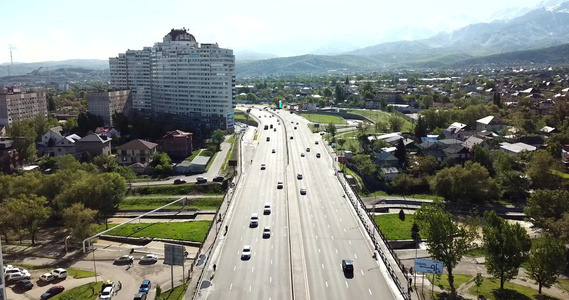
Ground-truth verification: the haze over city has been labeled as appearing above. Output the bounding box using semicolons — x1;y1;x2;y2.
0;0;554;63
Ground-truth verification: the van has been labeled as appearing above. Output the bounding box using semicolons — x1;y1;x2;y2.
250;213;259;227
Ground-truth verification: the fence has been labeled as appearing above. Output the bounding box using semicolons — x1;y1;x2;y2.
334;152;410;300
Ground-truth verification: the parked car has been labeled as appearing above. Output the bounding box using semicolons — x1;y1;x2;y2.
241;245;252;260
100;286;114;299
212;176;224;182
139;280;152;293
140;254;158;264
133;292;147;300
39;273;56;282
40;286;65;299
5;270;31;282
196;176;207;184
51;268;68;279
114;255;134;264
15;279;33;291
174;178;186;184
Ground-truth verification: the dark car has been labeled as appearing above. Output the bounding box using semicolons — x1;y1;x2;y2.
133;292;148;300
342;259;354;273
139;280;152;293
174;178;186;184
212;176;224;182
40;286;65;300
15;279;33;291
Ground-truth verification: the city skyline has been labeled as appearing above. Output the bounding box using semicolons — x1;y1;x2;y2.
0;0;551;64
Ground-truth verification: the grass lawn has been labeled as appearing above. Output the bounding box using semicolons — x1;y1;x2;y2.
552;170;569;179
51;282;103;300
374;214;416;240
433;274;473;291
101;221;211;242
467;277;559;300
346;109;413;131
205;152;217;172
254;134;258;140
464;246;486;258
67;269;97;279
118;197;223;211
557;278;569;294
186;150;201;161
157;283;189;300
300;113;347;124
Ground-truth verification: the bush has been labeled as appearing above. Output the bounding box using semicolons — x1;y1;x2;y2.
131;183;225;195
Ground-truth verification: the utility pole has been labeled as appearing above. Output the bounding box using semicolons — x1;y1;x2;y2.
0;238;6;300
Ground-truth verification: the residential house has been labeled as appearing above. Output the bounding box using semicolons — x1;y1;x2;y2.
540;126;557;135
380;167;400;182
519;136;545;149
162;130;193;159
75;132;112;157
53;134;81;156
38;126;65;156
476;116;507;133
462;136;487;151
499;142;537;154
535;99;554;115
376;151;399;167
443;122;475;141
95;127;121;139
417;142;447;162
117;139;158;165
443;144;471;163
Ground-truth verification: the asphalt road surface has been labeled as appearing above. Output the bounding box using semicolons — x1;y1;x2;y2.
205;107;399;300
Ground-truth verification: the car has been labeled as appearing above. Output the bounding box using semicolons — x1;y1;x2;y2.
300;153;305;157
51;268;68;279
277;181;284;189
291;121;294;124
272;149;276;153
266;137;270;142
39;273;56;282
263;226;271;238
196;176;207;183
133;292;148;300
15;279;33;291
260;163;266;170
250;213;259;227
40;286;65;299
320;132;325;136
101;280;115;292
173;178;186;184
300;188;307;195
241;245;252;260
306;147;310;152
100;286;114;299
273;128;276;132
294;127;297;130
316;153;321;158
263;203;271;215
140;254;158;263
139;280;152;293
290;136;294;140
212;176;224;182
297;173;303;180
342;259;354;273
5;270;31;282
114;255;134;264
296;122;299;125
315;141;319;144
4;266;24;277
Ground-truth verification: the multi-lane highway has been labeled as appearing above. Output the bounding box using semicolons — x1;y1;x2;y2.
205;107;399;300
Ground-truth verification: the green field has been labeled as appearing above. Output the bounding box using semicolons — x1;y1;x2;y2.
67;269;97;279
467;277;558;300
130;183;224;196
346;109;413;132
300;113;347;124
373;214;416;240
52;282;103;300
118;197;223;211
101;221;211;242
157;283;189;300
433;274;473;291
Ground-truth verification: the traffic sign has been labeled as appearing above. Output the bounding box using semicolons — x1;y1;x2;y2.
414;258;443;275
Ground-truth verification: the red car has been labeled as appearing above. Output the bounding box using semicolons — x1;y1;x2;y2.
41;286;65;299
174;178;187;184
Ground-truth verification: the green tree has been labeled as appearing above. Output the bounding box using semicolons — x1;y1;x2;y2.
7;119;37;164
394;138;407;167
335;83;345;102
326;123;337;142
527;150;560;190
0;202;13;242
93;154;118;172
414;116;427;140
415;202;477;297
419;95;433;109
380;98;388;110
6;195;51;245
431;162;500;204
323;87;332;98
525;189;569;237
211;129;226;150
471;145;494;175
350;154;377;176
85;173;127;229
526;236;567;294
375;121;389;133
63;203;99;241
493;92;502;108
483;211;531;290
337;138;346;150
497;170;530;203
388;115;404;132
77;112;104;136
474;273;483;293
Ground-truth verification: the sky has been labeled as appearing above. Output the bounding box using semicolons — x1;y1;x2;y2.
0;0;549;63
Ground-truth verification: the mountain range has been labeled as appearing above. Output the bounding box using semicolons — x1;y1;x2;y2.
3;1;569;78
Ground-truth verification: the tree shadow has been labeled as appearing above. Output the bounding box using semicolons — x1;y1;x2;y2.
492;288;532;300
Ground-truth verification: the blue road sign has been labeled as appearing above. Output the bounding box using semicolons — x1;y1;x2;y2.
414;258;443;275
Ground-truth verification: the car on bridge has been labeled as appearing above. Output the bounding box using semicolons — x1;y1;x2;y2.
316;153;321;158
250;213;259;227
297;173;303;180
300;188;307;195
263;203;271;214
263;227;271;238
342;259;354;274
241;245;252;260
277;181;284;189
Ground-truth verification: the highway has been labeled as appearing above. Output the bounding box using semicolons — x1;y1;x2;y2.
205;107;399;300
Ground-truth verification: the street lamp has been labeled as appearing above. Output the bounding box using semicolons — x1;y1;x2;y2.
92;247;98;283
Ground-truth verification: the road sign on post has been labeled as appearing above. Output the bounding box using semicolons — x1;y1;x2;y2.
164;244;186;290
414;258;443;275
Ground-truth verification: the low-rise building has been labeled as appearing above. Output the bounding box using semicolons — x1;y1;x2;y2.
117;139;158;165
75;132;112;157
499;142;537;154
162;130;193;159
476;116;507;133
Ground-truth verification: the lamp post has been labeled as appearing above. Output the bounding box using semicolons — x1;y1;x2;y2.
92;247;98;283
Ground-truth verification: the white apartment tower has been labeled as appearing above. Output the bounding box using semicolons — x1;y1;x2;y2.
109;28;235;132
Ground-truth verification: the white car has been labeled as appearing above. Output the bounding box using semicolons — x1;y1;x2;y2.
140;254;158;263
39;273;56;282
5;270;31;282
241;245;252;260
261;163;266;170
100;286;114;299
114;255;134;264
263;203;271;215
300;153;305;157
51;268;68;279
297;173;303;180
263;227;271;238
250;213;259;227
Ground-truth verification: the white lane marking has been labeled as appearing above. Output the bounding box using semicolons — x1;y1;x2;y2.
344;228;346;232
252;267;255;272
234;266;236;271
331;235;334;240
345;281;349;288
327;224;330;228
335;249;338;254
270;277;272;283
249;286;252;292
315;235;318;240
256;238;258;242
325;214;327;218
230;284;233;290
311;214;313;218
354;254;358;259
369;289;372;295
326;281;329;288
318;248;321;253
322;264;324;269
271;244;274;250
349;240;352;245
271;259;273;265
340;218;342;222
336;209;338;212
361;270;365;275
241;237;243;241
313;222;315;227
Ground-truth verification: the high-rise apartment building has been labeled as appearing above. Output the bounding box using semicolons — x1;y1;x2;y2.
0;88;47;126
109;28;236;132
87;89;132;125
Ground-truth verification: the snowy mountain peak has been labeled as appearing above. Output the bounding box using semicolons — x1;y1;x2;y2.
546;1;569;12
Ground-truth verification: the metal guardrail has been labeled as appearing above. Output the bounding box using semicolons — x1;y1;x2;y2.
335;167;410;300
